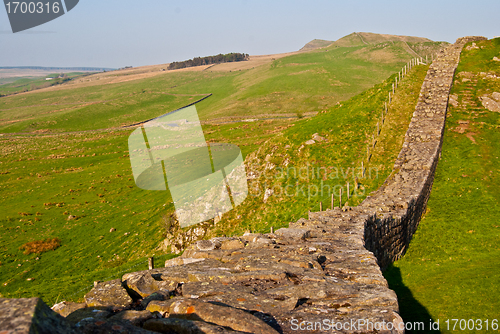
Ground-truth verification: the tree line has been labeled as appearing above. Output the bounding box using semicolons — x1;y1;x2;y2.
168;53;249;70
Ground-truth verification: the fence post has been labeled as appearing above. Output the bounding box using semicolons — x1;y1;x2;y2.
339;188;343;208
347;182;350;200
319;201;323;211
148;257;154;270
331;193;334;210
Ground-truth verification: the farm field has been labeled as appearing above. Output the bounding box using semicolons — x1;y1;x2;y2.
0;33;445;304
0;72;90;96
385;38;500;333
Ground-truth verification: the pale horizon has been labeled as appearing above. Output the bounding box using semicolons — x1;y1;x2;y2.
1;0;499;68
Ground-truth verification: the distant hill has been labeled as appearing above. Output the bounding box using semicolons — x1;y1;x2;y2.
300;33;446;61
0;66;115;72
331;32;432;47
300;39;333;51
0;66;115;80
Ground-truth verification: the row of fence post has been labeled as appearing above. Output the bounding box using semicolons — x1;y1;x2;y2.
315;53;436;212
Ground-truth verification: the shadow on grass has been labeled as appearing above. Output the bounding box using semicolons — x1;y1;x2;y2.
384;264;441;333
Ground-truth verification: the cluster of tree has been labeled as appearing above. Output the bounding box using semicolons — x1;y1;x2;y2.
168;53;249;70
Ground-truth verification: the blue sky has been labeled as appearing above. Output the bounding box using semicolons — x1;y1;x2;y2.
1;0;499;68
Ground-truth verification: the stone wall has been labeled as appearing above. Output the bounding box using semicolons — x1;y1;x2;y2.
0;37;487;334
347;36;486;269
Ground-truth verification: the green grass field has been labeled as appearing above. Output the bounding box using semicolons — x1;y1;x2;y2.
0;34;444;304
208;64;430;238
385;38;500;333
0;72;89;97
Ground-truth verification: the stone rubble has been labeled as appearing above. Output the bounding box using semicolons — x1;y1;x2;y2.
0;36;487;334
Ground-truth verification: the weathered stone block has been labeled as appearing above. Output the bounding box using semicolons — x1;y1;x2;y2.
51;301;86;317
108;310;158;327
0;298;76;333
144;317;249;334
169;299;280;334
84;279;132;309
65;306;112;325
123;272;176;298
275;227;311;240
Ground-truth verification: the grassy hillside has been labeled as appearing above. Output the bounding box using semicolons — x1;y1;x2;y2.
385;38;500;333
208;64;430;238
0;36;446;134
0;33;438;304
0;72;89;96
331;32;432;47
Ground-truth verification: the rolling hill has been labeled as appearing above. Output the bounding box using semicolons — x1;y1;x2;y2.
0;32;447;303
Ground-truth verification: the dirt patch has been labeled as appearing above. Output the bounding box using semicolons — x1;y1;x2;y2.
453;120;469;134
466;132;477;143
282;63;318;67
288;70;312;76
454;120;478;144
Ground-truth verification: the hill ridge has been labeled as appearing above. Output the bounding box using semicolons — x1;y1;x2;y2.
301;31;438;51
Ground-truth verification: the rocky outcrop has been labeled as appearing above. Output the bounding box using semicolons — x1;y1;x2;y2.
0;37;486;334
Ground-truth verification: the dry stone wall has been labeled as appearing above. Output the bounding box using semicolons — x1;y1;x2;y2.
0;37;487;334
352;36;485;269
